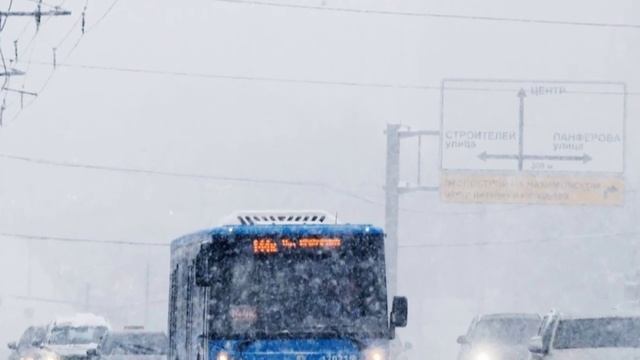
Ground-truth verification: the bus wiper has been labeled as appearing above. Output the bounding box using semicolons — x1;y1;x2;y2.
236;331;292;352
303;325;364;349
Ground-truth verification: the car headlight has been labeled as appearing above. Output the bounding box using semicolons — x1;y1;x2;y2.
21;357;34;360
216;351;230;360
43;354;58;360
474;352;491;360
364;347;386;360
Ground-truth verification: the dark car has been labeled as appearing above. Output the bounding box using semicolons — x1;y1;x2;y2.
7;326;47;360
91;331;168;360
457;313;542;360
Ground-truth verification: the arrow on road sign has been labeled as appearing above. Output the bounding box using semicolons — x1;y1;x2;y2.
477;87;593;169
517;88;526;170
478;151;592;164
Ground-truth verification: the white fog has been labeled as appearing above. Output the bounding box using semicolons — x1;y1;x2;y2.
0;1;638;360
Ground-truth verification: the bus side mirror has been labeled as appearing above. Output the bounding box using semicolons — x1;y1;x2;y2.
390;296;408;328
457;335;469;345
7;342;17;350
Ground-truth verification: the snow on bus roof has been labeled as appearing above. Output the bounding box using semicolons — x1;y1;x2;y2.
53;313;110;328
220;210;338;226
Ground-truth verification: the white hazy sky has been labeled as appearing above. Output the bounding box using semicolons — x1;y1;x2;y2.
0;0;638;358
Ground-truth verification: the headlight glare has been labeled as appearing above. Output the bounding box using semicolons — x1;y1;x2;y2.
365;347;385;360
217;351;230;360
474;351;491;360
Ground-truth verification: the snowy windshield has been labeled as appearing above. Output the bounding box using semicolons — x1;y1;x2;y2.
470;318;540;345
206;236;387;338
18;327;46;349
554;318;640;349
100;333;168;355
48;326;108;345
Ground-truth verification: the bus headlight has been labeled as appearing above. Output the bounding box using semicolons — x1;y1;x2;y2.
364;347;385;360
216;351;231;360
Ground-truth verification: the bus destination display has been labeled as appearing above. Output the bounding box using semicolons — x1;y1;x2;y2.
252;237;342;254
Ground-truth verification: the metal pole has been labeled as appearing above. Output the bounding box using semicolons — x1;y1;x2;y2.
417;136;422;185
144;262;150;327
84;283;91;311
27;240;32;296
385;124;401;298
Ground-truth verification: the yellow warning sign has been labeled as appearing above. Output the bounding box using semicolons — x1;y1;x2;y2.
441;173;624;206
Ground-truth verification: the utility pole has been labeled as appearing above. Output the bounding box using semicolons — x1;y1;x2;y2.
144;262;150;327
26;240;32;296
0;8;71;30
385;125;401;299
84;283;91;311
385;124;440;297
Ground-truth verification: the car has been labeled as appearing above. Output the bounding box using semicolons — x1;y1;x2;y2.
41;314;111;360
7;326;47;360
528;311;640;360
90;330;168;360
457;313;542;360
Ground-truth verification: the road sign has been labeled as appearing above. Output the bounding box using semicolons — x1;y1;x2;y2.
441;80;626;173
441;173;624;206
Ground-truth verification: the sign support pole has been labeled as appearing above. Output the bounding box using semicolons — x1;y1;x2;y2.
385;124;439;298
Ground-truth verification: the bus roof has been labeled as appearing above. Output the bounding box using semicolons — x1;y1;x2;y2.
171;224;384;251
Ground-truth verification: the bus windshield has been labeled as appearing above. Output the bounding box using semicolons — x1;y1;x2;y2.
206;236;387;339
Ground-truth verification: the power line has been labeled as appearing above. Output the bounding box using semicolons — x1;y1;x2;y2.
3;228;636;251
399;231;639;249
0;152;551;217
0;152;382;204
4;293;80;305
213;0;640;30
84;0;121;33
3;293;168;308
26;61;640;96
30;61;435;90
0;231;170;247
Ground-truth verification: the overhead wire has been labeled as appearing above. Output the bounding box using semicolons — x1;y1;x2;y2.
2;293;168;308
1;229;637;251
0;0;15;125
84;0;120;33
1;0;71;120
0;0;15;31
30;61;437;90
399;231;639;249
0;231;170;247
21;61;640;97
0;151;556;217
4;0;638;121
0;152;384;205
9;0;134;122
212;0;640;30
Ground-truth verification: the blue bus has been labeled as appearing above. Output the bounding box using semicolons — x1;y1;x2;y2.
168;211;408;360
